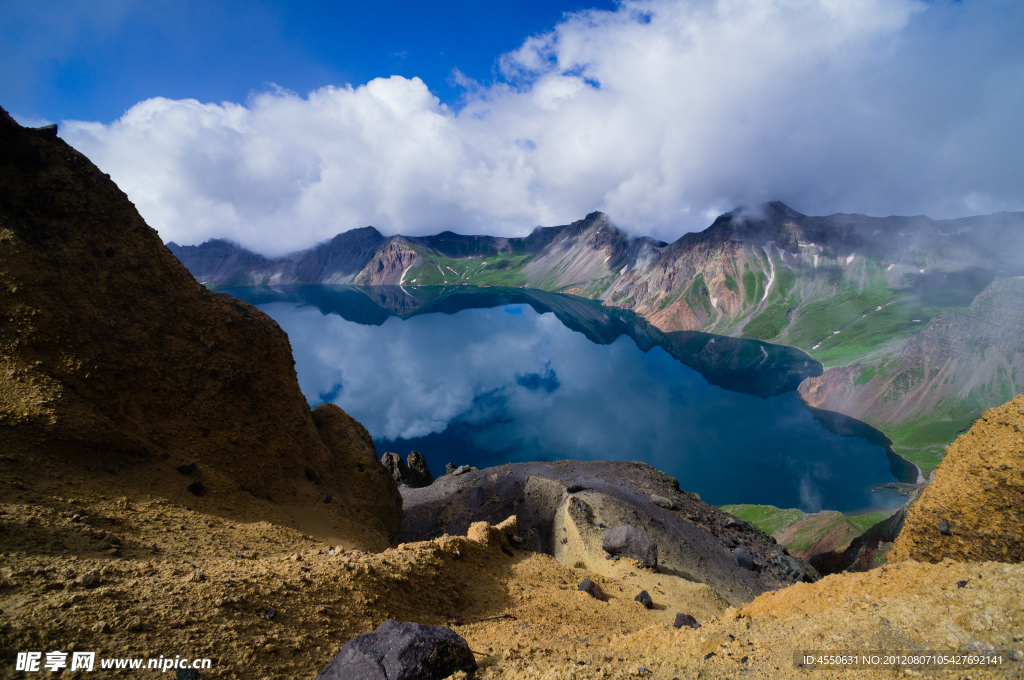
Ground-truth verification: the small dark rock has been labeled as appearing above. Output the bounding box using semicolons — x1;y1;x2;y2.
634;591;653;608
704;652;716;660
939;520;951;536
741;656;749;663
602;525;658;568
265;608;276;619
323;495;333;504
169;621;182;629
733;548;755;571
176;463;197;475
175;669;203;680
314;620;477;680
105;247;115;257
578;578;604;600
305;467;320;484
186;481;204;496
957;580;968;589
673;612;701;629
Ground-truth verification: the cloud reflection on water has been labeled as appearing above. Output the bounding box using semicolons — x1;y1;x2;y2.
263;300;903;513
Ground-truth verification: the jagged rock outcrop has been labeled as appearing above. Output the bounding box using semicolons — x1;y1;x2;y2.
0;108;401;549
406;451;434;487
380;451;434;488
890;393;1024;563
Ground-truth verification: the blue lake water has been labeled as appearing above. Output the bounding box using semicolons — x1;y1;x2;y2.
225;285;909;513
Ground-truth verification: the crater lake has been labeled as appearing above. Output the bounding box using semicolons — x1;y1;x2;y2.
224;285;914;513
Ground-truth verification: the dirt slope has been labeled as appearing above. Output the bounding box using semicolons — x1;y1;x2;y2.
891;392;1024;563
2;477;1021;680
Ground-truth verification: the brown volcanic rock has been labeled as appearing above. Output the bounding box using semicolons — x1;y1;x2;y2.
313;404;403;541
0;108;400;548
890;393;1024;563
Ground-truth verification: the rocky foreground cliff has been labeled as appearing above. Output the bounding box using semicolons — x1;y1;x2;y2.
0;106;401;550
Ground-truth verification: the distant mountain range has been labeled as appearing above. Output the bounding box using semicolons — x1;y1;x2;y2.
169;202;1024;475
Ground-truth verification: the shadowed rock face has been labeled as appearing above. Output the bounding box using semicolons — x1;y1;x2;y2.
0;108;400;548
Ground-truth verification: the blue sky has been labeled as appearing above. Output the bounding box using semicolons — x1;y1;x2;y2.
3;0;1023;254
4;0;615;124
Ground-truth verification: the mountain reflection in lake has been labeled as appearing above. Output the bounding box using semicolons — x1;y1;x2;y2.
225;285;908;513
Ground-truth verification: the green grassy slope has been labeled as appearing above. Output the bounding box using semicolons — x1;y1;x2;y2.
722;504;893;557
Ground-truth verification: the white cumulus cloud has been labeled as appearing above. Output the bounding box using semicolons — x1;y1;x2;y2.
62;0;1024;255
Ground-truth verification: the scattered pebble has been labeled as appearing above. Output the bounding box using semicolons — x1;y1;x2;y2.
577;578;604;600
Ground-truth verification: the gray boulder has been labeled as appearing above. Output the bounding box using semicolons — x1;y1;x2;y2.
315;620;477;680
602;524;658;568
733;548;755;571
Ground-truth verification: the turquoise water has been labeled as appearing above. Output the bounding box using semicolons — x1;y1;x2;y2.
226;285;908;513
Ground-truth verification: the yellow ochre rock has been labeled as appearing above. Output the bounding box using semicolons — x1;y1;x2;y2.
891;392;1024;563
